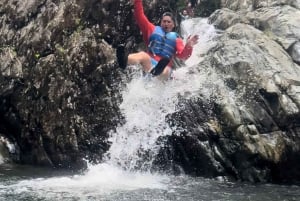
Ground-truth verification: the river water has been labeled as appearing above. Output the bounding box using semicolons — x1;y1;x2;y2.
1;18;299;201
0;163;299;201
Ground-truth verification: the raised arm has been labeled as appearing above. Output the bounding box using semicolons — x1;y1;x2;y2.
176;35;199;60
133;0;155;45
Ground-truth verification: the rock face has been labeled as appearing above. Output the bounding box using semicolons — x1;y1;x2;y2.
155;1;300;183
0;0;299;184
0;0;175;169
0;0;135;169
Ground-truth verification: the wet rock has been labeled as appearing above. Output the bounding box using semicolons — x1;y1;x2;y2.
289;41;300;64
159;11;300;183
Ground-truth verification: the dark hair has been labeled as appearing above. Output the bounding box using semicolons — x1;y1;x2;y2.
162;12;175;23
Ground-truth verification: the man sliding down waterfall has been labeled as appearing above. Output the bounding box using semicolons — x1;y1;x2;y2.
116;0;199;80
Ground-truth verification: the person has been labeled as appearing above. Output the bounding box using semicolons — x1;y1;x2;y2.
186;2;194;17
116;0;199;80
180;9;190;21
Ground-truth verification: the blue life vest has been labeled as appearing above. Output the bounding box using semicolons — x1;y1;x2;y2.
148;26;177;59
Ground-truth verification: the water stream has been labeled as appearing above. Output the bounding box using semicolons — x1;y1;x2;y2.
0;18;299;201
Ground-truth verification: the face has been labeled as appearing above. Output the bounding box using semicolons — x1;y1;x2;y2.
160;16;175;33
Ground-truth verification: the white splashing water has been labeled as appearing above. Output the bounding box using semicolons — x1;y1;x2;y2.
0;163;168;199
105;18;221;171
0;136;17;164
0;18;222;198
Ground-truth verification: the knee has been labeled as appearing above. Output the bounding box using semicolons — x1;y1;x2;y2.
128;51;149;61
139;51;151;60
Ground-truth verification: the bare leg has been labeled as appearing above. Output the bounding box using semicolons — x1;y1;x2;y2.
128;52;152;72
159;66;172;80
127;51;172;80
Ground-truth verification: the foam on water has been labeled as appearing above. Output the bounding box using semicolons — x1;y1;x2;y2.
0;163;168;199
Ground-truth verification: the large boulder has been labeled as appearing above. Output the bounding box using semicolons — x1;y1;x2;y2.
155;2;300;183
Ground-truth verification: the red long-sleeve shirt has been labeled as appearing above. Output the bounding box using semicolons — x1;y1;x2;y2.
134;0;193;64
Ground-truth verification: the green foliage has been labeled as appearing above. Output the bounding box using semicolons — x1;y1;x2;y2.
34;53;40;59
195;0;221;17
176;0;187;11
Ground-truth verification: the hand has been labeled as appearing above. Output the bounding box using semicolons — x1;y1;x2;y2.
186;35;199;47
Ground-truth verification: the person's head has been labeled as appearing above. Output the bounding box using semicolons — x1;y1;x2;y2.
182;9;188;16
160;12;175;33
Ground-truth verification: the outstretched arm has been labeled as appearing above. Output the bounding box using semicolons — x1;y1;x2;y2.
133;0;155;45
176;35;199;60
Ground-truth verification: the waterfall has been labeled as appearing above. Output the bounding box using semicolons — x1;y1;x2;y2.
104;18;219;171
0;136;18;164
